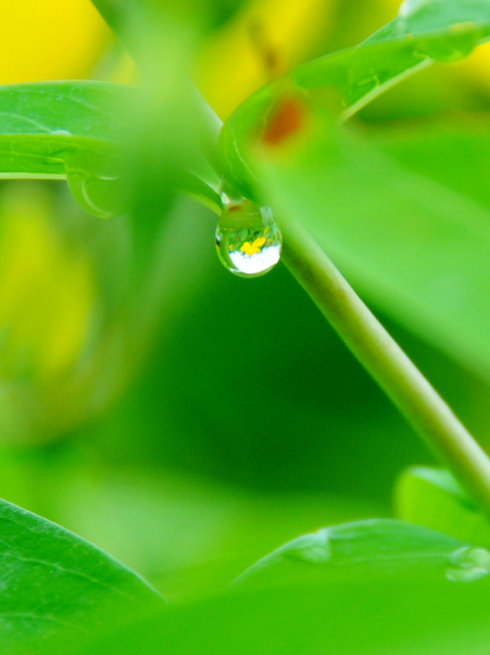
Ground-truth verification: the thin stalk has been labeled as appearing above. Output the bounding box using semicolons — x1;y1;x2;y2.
281;219;490;517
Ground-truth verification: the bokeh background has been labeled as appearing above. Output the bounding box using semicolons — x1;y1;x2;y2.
0;0;488;600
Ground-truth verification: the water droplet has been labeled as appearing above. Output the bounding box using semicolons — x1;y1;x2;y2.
216;197;282;278
446;546;490;583
66;169;127;219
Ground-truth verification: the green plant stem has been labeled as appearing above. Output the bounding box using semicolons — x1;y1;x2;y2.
281;219;490;517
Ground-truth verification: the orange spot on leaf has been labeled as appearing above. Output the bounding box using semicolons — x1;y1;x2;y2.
261;96;305;147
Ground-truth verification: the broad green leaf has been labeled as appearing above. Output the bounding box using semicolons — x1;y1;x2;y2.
0;81;221;215
0;81;132;179
395;466;490;548
0;81;140;218
255;124;490;379
234;518;476;588
220;0;490;195
47;520;490;655
0;497;161;653
371;123;490;212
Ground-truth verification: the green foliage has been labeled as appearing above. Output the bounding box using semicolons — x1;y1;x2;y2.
62;579;490;655
0;82;131;176
256;124;490;378
44;521;490;655
0;0;488;652
235;518;467;587
220;0;490;195
0;498;161;653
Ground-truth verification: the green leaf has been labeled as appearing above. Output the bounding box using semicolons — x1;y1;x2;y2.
0;81;132;179
234;518;472;588
395;466;490;548
58;583;490;654
46;520;490;655
371;123;490;212
0;81;221;215
0;497;161;652
220;0;490;195
255;124;490;379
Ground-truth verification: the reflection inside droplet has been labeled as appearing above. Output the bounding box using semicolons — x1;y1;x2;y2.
216;197;282;278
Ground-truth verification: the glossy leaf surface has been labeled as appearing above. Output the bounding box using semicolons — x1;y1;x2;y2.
0;498;161;652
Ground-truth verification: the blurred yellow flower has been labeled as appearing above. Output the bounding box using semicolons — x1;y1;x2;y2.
198;0;334;119
0;185;95;385
0;0;110;83
455;42;490;92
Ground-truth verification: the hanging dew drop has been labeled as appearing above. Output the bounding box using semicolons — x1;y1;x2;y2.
216;197;282;278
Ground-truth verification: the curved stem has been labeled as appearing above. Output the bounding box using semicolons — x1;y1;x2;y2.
281;219;490;517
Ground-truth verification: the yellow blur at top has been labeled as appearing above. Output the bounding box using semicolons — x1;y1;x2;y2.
198;0;334;120
199;0;489;120
0;0;110;83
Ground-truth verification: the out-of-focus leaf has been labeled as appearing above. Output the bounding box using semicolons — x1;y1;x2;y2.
370;123;490;210
28;460;380;600
0;81;221;215
89;0;209;66
235;518;471;587
220;0;490;195
255;124;490;379
395;466;490;548
46;520;490;655
0;497;161;653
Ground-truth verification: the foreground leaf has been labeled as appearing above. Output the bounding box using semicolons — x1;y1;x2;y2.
0;498;161;653
0;81;221;215
47;520;490;655
256;124;490;379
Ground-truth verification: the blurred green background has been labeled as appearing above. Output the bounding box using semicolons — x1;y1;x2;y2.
0;0;488;601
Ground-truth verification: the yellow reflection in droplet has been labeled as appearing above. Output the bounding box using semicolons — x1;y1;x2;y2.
240;236;266;256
